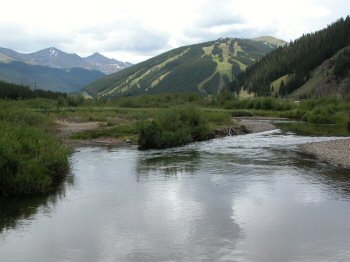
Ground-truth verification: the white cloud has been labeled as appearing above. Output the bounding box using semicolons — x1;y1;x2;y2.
0;0;349;63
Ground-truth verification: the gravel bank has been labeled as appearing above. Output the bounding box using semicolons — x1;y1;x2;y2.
299;139;350;169
234;117;278;133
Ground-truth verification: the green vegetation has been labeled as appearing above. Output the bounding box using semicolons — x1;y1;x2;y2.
276;122;350;137
221;96;294;111
108;93;207;108
85;38;277;98
70;124;137;140
1;87;349;195
0;81;67;100
0;104;70;196
296;97;350;126
137;105;213;149
239;16;350;96
334;48;350;78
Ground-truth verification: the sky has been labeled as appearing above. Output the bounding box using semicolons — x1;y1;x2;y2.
0;0;349;63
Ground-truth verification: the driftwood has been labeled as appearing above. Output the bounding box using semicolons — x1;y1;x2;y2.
214;126;249;138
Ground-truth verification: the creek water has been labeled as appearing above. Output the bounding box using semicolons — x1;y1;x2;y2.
1;130;350;261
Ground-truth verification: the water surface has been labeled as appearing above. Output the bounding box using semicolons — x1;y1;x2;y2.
1;130;350;261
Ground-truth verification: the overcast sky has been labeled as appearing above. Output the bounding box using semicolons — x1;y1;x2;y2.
0;0;349;63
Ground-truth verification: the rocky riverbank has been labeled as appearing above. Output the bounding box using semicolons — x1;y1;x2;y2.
299;139;350;169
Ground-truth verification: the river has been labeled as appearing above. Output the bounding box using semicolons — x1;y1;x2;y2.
1;130;350;261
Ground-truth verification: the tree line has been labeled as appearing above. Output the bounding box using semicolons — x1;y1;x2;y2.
237;16;350;96
0;81;67;100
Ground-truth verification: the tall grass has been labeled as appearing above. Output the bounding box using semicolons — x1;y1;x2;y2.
0;121;70;196
222;97;294;111
70;124;137;140
0;102;71;196
284;97;350;126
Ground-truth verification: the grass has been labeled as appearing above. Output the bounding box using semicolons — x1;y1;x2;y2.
282;97;350;126
271;74;289;93
70;124;137;140
276;121;350;137
0;99;72;196
291;73;322;98
0;117;70;196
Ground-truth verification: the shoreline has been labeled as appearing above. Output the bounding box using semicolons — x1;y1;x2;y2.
298;139;350;169
56;117;279;148
56;118;350;170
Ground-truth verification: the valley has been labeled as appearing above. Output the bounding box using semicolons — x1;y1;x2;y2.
0;9;350;261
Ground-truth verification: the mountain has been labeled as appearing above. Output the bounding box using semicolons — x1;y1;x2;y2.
0;61;104;93
252;36;287;47
238;17;350;97
85;37;282;98
0;47;131;74
290;45;350;98
84;53;133;74
0;47;132;92
26;47;90;69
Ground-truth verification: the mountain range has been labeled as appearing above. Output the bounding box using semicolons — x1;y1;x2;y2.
0;47;132;93
4;16;348;99
85;36;286;98
0;47;132;74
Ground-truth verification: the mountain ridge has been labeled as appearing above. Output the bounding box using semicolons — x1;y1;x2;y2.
0;47;132;74
0;61;105;93
85;36;283;98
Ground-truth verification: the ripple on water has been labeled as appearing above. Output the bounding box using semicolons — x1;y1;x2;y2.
1;131;350;262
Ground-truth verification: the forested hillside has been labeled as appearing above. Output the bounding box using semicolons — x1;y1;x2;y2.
85;37;282;98
0;81;66;99
238;17;350;97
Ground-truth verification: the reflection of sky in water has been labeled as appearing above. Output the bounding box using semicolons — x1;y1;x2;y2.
1;131;350;262
231;168;350;262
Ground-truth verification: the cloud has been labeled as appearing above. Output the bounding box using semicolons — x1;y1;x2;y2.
0;0;348;62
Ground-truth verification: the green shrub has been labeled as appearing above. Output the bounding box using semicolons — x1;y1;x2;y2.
138;121;165;149
137;105;212;149
0;122;70;196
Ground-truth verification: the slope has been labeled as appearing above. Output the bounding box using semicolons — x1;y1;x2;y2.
238;16;350;97
0;61;105;93
291;45;350;98
85;37;279;98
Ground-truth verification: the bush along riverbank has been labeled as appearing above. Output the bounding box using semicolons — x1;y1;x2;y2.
0;107;71;196
137;105;213;149
137;105;246;149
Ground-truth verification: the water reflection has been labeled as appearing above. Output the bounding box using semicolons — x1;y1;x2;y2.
231;166;350;261
0;174;74;234
136;150;200;179
1;132;350;261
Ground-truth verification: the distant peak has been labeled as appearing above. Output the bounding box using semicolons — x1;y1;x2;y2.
47;47;60;56
251;36;287;46
92;52;105;57
46;47;60;52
